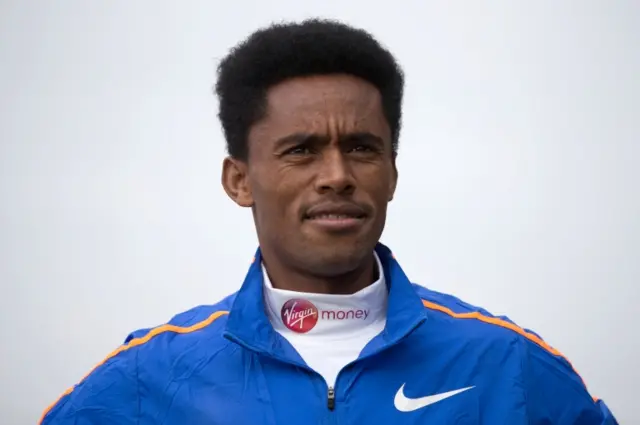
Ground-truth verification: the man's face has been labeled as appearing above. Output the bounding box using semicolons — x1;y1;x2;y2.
222;74;397;277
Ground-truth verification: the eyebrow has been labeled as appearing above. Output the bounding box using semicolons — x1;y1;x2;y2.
273;133;330;150
273;132;385;150
339;132;385;146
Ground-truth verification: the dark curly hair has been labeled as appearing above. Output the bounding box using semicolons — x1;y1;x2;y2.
214;19;405;160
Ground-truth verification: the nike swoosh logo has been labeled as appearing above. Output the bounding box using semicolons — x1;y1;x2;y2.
394;384;475;412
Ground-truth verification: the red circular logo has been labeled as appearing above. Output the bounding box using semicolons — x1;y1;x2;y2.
281;299;319;333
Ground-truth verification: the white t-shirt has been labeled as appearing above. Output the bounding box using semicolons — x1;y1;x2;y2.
262;253;388;387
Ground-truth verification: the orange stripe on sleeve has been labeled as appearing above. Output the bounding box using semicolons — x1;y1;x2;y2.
39;310;229;424
420;299;598;402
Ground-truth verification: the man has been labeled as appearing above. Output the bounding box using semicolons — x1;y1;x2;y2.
40;19;618;424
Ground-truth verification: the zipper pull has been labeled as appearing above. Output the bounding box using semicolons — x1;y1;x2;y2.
327;386;335;411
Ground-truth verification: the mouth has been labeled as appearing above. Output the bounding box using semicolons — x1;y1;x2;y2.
305;212;367;220
304;204;367;220
303;204;368;232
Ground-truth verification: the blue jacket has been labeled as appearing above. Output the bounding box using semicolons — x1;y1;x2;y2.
41;243;618;424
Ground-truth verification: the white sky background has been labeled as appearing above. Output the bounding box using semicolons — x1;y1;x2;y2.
0;1;638;423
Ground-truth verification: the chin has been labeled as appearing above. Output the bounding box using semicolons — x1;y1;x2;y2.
301;243;371;277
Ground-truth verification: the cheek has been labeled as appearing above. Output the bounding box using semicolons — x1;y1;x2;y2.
251;174;302;217
359;167;394;199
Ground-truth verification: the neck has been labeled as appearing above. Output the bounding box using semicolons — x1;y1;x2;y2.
261;252;377;295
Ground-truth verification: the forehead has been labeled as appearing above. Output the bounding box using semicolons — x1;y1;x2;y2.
248;74;391;149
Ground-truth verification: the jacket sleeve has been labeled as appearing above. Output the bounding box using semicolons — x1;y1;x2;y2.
39;339;140;425
521;336;618;424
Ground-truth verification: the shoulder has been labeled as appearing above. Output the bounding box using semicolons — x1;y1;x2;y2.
78;293;238;376
39;294;239;423
124;292;237;355
74;292;239;380
410;283;595;396
412;282;545;340
413;283;515;324
407;284;611;420
411;283;564;364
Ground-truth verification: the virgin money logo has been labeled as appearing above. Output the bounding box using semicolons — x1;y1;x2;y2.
281;299;319;333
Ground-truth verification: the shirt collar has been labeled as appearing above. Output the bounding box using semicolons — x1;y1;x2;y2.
223;243;428;362
262;251;388;337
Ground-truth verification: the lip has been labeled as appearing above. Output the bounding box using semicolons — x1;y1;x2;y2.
303;203;368;232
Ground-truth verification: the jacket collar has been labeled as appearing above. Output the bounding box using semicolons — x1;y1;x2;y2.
223;242;428;363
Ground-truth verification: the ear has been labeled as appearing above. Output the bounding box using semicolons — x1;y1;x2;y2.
388;156;398;202
221;157;254;208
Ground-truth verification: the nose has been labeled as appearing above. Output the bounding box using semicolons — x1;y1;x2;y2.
314;148;355;195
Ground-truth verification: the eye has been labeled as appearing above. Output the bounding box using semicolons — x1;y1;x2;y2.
283;145;313;156
349;144;376;153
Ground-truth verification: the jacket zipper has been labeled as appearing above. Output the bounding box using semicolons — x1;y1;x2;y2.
228;317;427;415
327;386;335;411
323;317;427;412
226;333;338;412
